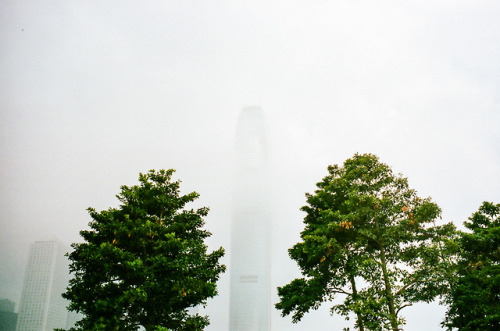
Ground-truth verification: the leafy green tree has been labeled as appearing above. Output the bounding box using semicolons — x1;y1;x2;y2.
443;201;500;330
276;153;456;331
63;170;226;331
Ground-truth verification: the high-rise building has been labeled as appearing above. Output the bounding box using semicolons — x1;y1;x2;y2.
16;241;69;331
229;106;271;330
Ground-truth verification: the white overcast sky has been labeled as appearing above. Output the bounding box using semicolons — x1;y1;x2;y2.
1;1;499;330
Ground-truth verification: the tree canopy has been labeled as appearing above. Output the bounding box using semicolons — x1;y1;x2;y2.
276;153;456;331
443;201;500;330
63;169;226;331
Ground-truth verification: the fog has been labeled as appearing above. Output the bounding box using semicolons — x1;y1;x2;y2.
1;1;499;330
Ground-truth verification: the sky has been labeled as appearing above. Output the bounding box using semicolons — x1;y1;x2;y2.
1;0;499;330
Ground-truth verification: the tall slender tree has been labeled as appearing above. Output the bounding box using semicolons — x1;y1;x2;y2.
276;153;456;330
63;169;226;331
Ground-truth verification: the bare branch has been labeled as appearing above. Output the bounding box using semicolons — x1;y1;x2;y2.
396;303;412;316
328;286;352;296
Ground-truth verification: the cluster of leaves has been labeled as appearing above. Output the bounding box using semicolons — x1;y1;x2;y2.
63;170;225;331
276;153;456;331
443;201;500;330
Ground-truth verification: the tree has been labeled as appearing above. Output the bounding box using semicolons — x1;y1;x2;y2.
276;153;456;331
443;201;500;330
63;169;226;331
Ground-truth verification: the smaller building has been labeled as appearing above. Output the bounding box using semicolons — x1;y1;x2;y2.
0;298;18;331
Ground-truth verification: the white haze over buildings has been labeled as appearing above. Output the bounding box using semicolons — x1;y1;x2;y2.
1;1;499;330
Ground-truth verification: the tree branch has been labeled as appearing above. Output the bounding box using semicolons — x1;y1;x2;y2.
396;303;412;316
328;286;352;296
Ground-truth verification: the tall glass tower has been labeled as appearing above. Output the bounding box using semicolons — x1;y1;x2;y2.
16;241;69;331
229;106;271;330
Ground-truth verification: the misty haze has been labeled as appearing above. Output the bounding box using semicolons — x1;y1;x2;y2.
1;1;499;330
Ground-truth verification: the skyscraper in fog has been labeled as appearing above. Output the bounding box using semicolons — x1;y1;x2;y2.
229;106;271;330
16;241;69;331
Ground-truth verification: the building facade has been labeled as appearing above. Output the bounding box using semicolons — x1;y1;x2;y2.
16;241;69;331
229;106;271;330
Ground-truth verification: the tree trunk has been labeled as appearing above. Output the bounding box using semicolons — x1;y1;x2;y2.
379;247;399;331
350;275;365;331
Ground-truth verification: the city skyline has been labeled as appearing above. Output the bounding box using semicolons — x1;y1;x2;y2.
2;1;499;330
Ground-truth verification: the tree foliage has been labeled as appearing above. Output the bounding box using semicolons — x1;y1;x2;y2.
63;169;226;331
443;201;500;330
276;153;456;331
